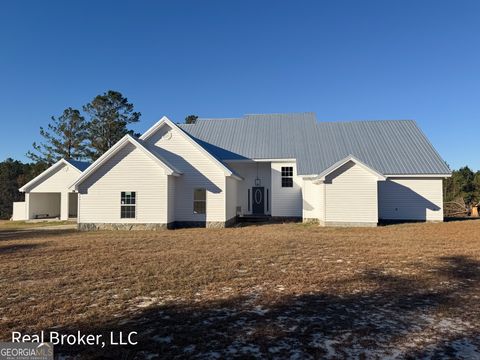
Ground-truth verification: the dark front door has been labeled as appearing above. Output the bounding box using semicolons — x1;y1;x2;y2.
252;187;265;214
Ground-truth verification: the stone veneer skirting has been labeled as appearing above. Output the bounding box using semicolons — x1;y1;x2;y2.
78;216;238;231
78;223;173;231
302;218;320;225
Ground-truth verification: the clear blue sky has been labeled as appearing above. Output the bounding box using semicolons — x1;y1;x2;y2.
1;0;479;170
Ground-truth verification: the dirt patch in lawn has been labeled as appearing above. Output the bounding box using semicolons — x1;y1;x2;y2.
1;221;480;358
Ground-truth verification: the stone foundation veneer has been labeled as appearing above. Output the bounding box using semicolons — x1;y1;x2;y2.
302;218;320;225
78;217;238;231
78;223;172;231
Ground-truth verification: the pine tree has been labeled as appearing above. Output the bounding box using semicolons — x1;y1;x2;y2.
27;108;88;163
83;90;141;160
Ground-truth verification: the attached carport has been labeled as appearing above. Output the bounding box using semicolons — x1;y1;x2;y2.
13;159;89;221
27;192;61;219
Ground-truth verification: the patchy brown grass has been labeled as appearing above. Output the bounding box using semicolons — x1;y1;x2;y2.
1;221;480;358
0;220;74;231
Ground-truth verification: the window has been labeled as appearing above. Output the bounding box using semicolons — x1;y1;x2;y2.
193;188;206;214
121;192;136;218
281;166;293;187
247;189;251;211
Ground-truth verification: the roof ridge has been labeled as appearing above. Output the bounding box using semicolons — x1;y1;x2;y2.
244;112;316;116
317;119;415;124
196;117;242;121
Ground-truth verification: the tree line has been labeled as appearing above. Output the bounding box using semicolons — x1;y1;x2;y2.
443;166;480;212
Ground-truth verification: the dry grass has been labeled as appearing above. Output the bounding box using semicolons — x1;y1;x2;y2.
0;220;73;231
1;221;480;358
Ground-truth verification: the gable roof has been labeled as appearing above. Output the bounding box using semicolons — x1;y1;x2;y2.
19;158;86;192
177;113;451;176
315;155;386;181
141;116;242;180
70;134;181;190
65;159;91;171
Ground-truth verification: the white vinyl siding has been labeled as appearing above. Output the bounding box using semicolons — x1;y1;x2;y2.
12;201;27;221
28;163;80;193
378;178;444;221
324;161;378;225
146;124;227;223
227;162;271;216
271;162;302;217
225;176;238;220
302;179;321;220
78;143;169;224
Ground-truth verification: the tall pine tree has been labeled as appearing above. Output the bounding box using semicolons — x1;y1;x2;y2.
83;90;141;160
27;107;88;164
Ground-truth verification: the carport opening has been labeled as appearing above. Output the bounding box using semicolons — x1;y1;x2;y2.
69;192;78;218
29;193;61;219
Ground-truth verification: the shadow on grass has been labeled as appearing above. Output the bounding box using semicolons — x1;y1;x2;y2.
0;243;45;254
49;256;480;359
444;217;480;223
0;229;77;241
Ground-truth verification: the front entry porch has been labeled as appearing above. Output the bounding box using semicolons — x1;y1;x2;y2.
227;161;272;217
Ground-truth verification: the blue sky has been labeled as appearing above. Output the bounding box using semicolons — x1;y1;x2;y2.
0;0;479;170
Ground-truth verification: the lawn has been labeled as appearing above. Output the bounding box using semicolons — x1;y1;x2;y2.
0;220;74;231
0;221;480;359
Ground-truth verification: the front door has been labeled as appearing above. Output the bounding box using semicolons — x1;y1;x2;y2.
252;187;265;214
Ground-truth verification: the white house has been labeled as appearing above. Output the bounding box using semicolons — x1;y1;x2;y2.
14;113;451;229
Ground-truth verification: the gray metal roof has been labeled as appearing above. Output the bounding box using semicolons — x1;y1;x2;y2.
178;113;450;176
66;159;91;171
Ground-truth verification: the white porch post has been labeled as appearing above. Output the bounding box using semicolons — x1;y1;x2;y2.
25;193;31;220
60;191;69;220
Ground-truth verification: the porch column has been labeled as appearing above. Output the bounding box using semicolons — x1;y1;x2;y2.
60;191;69;220
25;193;31;220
